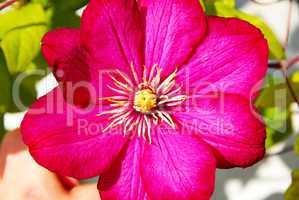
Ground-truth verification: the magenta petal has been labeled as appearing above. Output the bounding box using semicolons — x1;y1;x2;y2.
81;0;144;79
141;127;216;200
177;16;268;99
42;28;93;107
139;0;206;77
42;28;90;83
42;28;131;104
175;93;266;168
21;87;127;179
98;139;150;200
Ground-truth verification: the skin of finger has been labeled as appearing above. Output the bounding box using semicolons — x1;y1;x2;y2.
0;130;69;200
0;130;100;200
70;184;100;200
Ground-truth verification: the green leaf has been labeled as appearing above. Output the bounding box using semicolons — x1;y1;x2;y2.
0;3;47;74
47;0;88;29
204;1;286;60
8;71;40;113
295;136;299;156
0;3;47;39
285;169;299;200
51;0;89;11
50;9;81;28
261;107;291;149
199;0;206;10
0;49;11;114
255;73;299;109
1;25;46;74
221;0;235;8
31;0;49;7
202;0;235;9
255;72;298;148
292;71;299;83
33;51;49;71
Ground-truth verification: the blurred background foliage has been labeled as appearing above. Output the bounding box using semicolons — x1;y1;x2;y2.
0;0;298;198
0;0;89;139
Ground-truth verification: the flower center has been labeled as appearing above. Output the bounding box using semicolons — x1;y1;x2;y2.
134;89;157;113
97;63;187;143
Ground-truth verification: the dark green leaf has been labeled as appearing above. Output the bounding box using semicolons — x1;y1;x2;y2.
285;169;299;200
51;0;88;11
31;0;49;7
0;49;11;114
0;113;5;141
8;68;43;113
50;8;81;28
47;0;88;29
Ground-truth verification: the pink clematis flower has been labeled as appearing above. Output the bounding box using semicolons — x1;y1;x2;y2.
21;0;268;199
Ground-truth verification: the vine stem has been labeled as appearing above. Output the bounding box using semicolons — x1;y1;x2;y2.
281;61;299;106
0;0;17;11
266;0;298;106
279;0;299;107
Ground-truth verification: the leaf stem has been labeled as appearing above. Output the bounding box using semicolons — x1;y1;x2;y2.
0;0;17;11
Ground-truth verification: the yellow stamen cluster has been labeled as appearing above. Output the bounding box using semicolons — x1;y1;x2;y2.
134;89;157;113
97;63;186;143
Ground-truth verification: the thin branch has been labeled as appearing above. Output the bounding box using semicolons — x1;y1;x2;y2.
279;0;299;107
281;61;299;106
284;0;293;49
288;56;299;68
266;145;294;157
251;0;284;5
268;62;281;69
0;0;17;11
268;60;299;106
266;0;299;106
269;55;299;69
